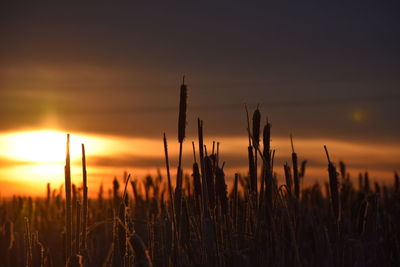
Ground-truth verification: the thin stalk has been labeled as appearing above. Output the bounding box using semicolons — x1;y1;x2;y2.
163;134;179;252
81;144;88;252
198;119;209;218
65;134;72;259
291;135;300;200
75;201;81;254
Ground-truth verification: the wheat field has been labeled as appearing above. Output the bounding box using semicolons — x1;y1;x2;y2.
1;80;399;267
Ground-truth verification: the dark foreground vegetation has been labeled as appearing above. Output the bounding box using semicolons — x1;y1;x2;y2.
1;80;399;266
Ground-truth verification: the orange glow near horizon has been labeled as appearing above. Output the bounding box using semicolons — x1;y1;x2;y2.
0;129;169;197
0;129;399;197
1;130;83;163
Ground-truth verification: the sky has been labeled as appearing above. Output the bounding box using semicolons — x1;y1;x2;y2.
0;2;399;196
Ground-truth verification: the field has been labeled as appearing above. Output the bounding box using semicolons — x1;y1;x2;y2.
1;81;399;267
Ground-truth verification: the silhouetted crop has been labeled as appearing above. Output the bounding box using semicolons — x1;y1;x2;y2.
0;79;399;267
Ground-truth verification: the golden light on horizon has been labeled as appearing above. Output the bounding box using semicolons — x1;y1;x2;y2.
0;129;166;196
1;130;68;163
0;130;113;195
0;129;398;197
0;129;109;164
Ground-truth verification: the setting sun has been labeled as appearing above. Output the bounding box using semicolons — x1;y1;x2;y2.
0;130;68;163
0;130;117;194
0;129;111;164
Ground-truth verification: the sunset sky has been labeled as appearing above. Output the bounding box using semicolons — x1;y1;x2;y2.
1;2;399;196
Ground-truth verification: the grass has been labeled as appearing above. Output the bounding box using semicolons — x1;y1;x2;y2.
0;79;400;266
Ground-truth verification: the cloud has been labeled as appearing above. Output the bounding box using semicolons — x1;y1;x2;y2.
0;157;35;167
88;154;164;169
0;2;399;142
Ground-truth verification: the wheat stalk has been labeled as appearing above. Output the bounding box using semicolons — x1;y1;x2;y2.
65;134;72;259
80;144;88;253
